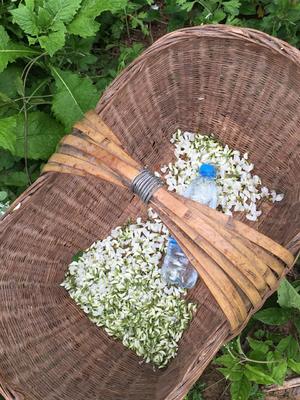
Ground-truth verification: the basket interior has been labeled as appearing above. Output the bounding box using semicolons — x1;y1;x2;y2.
0;29;300;400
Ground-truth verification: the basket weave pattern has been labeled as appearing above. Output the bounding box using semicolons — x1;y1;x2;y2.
0;25;299;400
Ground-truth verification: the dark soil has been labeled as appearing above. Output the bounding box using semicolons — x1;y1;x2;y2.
200;364;230;400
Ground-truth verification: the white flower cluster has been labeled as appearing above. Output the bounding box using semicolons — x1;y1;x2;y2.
0;201;9;216
62;208;197;368
161;130;284;221
0;191;9;216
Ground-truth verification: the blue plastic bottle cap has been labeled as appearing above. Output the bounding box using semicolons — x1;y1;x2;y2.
169;236;178;245
199;163;216;178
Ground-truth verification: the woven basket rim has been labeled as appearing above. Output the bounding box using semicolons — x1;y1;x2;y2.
97;24;300;115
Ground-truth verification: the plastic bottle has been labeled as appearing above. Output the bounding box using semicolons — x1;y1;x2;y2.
161;163;218;289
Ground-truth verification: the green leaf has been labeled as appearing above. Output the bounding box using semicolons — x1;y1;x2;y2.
0;115;17;153
117;43;144;72
253;329;265;340
0;171;28;187
276;336;300;359
278;279;300;310
247;350;268;362
254;307;292;325
179;1;195;12
249;384;265;400
244;365;276;385
288;359;300;374
51;67;98;130
0;150;16;171
67;0;127;38
0;191;8;201
230;375;251;400
186;380;205;400
276;336;291;354
264;332;285;346
62;35;97;70
287;339;299;360
10;0;39;36
0;66;23;99
36;7;53;30
294;317;300;335
14;111;65;160
247;338;269;354
11;0;82;56
211;9;226;23
271;360;287;385
1;111;64;160
292;281;300;292
11;0;81;32
38;26;66;56
44;0;83;24
266;350;283;366
214;354;237;368
223;0;241;16
0;26;39;73
239;1;256;15
218;363;244;381
0;92;12;104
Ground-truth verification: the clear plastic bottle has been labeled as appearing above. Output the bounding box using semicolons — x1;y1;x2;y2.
161;163;218;289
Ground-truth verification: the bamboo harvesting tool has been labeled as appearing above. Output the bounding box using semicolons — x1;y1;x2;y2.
43;110;294;333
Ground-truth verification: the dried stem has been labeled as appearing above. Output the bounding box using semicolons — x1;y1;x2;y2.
264;377;300;393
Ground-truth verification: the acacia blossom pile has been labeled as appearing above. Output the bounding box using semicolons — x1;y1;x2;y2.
63;209;196;368
161;130;283;221
63;130;284;368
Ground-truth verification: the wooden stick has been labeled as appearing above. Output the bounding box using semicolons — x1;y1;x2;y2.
185;199;279;287
46;154;125;188
58;136;140;185
156;205;263;307
264;377;300;393
183;193;286;276
247;241;286;276
153;188;272;292
157;208;247;330
61;134;140;170
75;110;122;146
181;195;294;266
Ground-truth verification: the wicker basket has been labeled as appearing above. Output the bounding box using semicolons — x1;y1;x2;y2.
0;25;299;400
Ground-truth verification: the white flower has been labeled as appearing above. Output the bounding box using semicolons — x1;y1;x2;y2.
261;186;269;196
234;202;245;212
0;201;9;216
270;190;277;202
275;193;284;202
246;213;257;221
151;4;159;10
111;229;120;238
